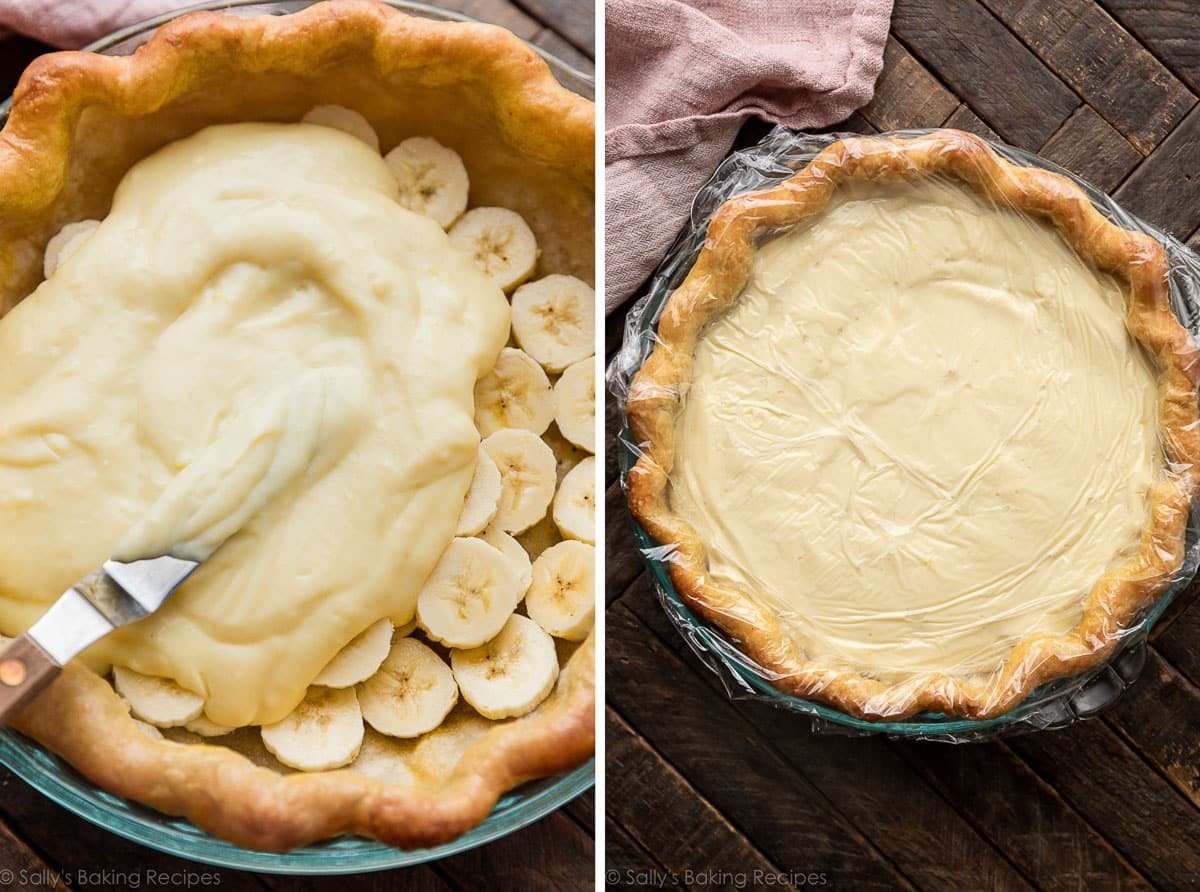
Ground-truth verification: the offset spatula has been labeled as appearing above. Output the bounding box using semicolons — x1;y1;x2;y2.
0;555;201;726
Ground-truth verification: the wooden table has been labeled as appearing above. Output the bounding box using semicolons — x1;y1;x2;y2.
0;1;593;889
605;2;1200;889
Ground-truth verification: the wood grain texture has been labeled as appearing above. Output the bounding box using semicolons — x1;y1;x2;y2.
1100;0;1200;94
982;0;1194;152
890;0;1077;148
606;709;789;885
861;38;959;132
1115;103;1200;236
1039;105;1142;191
0;816;71;892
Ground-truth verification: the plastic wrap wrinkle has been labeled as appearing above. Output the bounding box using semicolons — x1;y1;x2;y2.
610;127;1200;739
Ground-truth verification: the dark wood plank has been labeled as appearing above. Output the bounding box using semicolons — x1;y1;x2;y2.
263;866;452;892
1008;720;1200;889
436;810;592;890
894;741;1152;891
1038;104;1142;190
943;104;1002;141
0;815;69;892
606;709;791;886
1154;592;1200;688
513;0;594;56
1114;103;1200;236
620;574;1037;892
606;817;684;890
605;486;644;605
608;603;917;890
982;0;1194;153
565;789;594;834
0;769;269;892
890;0;1078;148
1105;649;1200;808
604;393;625;485
1100;0;1200;95
861;37;960;132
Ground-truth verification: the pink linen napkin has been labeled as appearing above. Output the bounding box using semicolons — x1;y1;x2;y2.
0;0;184;49
606;0;893;312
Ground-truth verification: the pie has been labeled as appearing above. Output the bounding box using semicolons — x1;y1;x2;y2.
626;130;1200;721
0;0;594;851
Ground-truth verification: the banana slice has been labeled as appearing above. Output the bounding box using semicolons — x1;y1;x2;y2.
553;359;595;453
385;136;469;229
300;104;380;152
44;219;100;278
455;445;502;536
133;720;165;740
526;540;595;641
313;617;394;688
553;456;596;544
448;207;538;292
260;686;364;772
510;275;595;373
480;525;533;595
351;729;418;786
451;615;559;720
358;638;459;738
417;537;522;648
394;618;418;639
474;348;555;437
481;429;557;534
185;714;235;737
112;666;204;727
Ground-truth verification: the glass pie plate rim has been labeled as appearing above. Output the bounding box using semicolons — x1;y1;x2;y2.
614;129;1200;739
0;0;594;874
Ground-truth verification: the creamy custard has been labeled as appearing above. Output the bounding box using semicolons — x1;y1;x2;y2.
670;178;1160;680
0;123;509;726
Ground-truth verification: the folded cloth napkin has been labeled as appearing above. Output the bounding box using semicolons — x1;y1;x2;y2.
605;0;892;312
0;0;182;49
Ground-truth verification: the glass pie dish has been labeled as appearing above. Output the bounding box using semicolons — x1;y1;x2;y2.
0;0;594;873
610;126;1200;742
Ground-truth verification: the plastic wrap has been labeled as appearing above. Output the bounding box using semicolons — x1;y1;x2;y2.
608;126;1200;740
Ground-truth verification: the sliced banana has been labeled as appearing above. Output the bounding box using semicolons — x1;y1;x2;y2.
260;686;364;772
112;666;204;727
44;219;100;278
358;638;459;738
474;348;555;437
313;617;394;688
185;714;235;737
510;275;595;373
300;104;380;152
385;136;469;229
526;540;595;641
351;729;418;786
133;720;165;741
393;618;418;639
480;525;533;595
553;456;596;544
455;446;503;536
553;359;596;453
448;207;538;292
451;615;559;720
481;429;557;534
417;537;522;648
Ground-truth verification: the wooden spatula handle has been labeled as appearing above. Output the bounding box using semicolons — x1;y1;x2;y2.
0;633;61;727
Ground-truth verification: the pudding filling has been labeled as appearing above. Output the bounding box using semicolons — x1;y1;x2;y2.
670;178;1160;682
0;123;509;726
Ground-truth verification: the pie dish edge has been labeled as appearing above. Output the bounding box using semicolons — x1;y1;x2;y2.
625;129;1200;721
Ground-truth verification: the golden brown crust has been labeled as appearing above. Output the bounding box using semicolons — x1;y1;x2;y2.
0;0;593;851
626;129;1200;721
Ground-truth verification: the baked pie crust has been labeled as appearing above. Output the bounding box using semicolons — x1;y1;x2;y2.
0;0;593;851
626;129;1200;721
